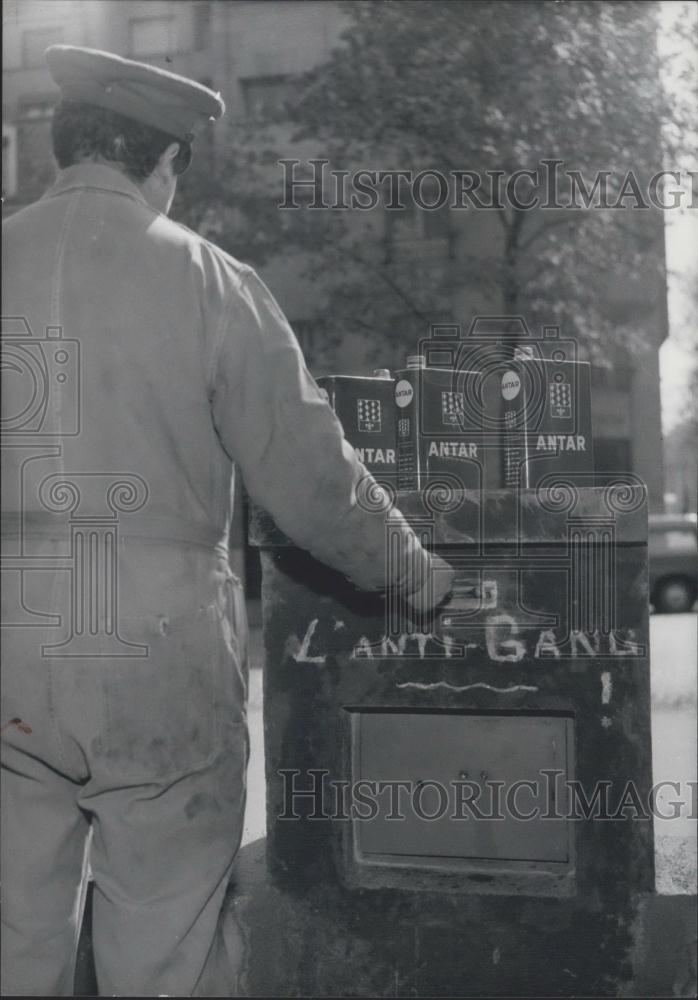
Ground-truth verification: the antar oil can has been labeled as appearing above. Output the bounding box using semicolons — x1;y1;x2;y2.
496;354;594;488
316;373;397;481
394;357;485;491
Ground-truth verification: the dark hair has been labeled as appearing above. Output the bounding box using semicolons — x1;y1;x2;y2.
51;100;192;180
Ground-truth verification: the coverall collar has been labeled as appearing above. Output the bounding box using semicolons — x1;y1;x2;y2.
43;162;148;205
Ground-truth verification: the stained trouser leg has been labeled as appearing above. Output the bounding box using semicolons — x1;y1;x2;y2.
83;728;247;997
1;743;90;997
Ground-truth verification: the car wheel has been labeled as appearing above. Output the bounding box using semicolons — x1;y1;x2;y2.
653;577;697;614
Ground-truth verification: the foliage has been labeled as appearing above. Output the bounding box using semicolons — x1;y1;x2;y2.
175;0;697;365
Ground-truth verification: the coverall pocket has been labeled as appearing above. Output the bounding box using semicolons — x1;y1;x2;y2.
97;604;223;782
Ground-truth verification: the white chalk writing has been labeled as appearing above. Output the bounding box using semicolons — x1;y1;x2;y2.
293;618;326;664
396;681;539;694
485;614;525;662
534;630;562;658
290;615;644;664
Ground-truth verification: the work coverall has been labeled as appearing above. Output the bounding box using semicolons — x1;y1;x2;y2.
0;163;446;996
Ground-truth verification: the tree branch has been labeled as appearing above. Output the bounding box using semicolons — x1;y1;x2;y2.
330;241;432;323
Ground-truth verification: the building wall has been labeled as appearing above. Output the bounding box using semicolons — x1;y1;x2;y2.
2;0;667;508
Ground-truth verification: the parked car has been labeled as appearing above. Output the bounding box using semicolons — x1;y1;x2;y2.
648;513;698;613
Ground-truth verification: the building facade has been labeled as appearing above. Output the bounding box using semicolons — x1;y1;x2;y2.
3;0;667;524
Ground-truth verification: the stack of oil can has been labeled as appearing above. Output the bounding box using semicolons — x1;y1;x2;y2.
316;322;594;492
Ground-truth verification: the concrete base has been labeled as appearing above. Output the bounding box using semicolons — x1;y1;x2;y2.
623;893;697;998
73;837;696;996
224;838;697;998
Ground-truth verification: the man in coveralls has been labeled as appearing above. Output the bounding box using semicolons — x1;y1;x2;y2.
0;46;454;996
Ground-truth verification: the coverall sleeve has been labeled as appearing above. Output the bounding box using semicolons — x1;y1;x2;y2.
208;268;453;603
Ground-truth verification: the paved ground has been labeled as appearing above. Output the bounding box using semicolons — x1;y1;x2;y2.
241;620;265;847
241;607;697;891
650;614;697;893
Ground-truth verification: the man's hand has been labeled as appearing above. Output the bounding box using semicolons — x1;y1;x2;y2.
403;553;456;615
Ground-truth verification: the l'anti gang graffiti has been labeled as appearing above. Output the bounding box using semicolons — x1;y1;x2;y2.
290;614;644;665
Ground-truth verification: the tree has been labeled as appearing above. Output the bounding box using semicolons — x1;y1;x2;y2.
176;0;696;368
663;204;698;513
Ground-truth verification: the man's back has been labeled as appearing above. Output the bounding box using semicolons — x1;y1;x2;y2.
3;161;434;607
3;163;238;543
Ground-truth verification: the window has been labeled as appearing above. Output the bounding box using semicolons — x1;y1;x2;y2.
385;175;451;251
18;98;55;119
594;438;632;476
22;27;64;68
192;1;211;50
129;17;176;57
290;319;319;362
386;198;418;246
422;203;450;241
419;175;451;240
591;363;632;391
2;126;18;198
241;76;290;122
16;98;58;200
663;530;698;553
